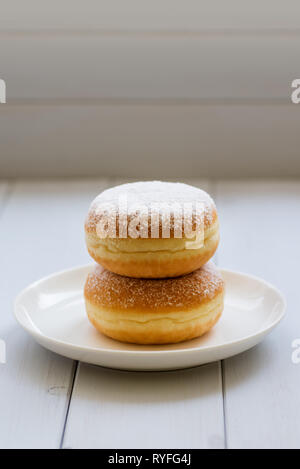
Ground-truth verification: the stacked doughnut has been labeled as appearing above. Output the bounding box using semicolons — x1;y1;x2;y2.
84;181;224;344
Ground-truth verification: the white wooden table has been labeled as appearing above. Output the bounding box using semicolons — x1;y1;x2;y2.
0;178;299;449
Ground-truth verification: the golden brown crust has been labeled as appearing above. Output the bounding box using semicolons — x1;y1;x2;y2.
86;305;223;345
84;263;224;344
84;262;224;313
87;236;218;279
86;217;219;278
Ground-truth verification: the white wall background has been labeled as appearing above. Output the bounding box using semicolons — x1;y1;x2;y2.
0;1;299;178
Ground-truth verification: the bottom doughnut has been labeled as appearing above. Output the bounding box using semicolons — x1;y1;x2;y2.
84;262;225;345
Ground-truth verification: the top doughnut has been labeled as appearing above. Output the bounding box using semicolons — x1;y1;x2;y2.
85;181;219;278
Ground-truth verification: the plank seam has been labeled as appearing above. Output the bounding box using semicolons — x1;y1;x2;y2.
59;361;79;449
220;360;228;449
1;29;300;38
1;98;292;107
211;179;227;449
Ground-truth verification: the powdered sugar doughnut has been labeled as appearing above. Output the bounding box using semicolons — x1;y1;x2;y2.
84;262;224;344
85;181;219;278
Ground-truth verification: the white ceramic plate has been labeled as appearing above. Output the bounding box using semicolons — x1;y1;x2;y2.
14;264;286;371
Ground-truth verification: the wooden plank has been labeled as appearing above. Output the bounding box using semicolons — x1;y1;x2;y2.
0;180;111;448
215;181;300;448
0;1;300;31
0;104;299;179
63;364;224;449
0;36;298;99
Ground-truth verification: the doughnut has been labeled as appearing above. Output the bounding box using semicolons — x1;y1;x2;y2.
84;262;224;344
85;181;219;278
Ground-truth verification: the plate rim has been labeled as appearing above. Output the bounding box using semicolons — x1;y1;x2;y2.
14;263;286;356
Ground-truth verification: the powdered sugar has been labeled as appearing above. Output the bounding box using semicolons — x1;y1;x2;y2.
85;262;224;311
85;181;217;238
